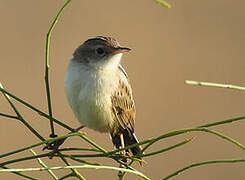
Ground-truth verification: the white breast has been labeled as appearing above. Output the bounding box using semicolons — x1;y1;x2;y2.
64;60;119;132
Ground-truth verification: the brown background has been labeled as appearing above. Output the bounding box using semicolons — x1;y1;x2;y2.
1;0;245;179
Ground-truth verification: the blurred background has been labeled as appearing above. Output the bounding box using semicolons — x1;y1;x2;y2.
1;0;245;179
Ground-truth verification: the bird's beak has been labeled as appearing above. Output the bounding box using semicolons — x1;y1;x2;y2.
114;47;131;54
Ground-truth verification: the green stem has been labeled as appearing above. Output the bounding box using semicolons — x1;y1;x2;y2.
141;128;245;153
58;147;101;153
197;116;245;128
137;138;193;158
65;155;100;165
0;132;80;159
0;83;45;141
0;166;38;180
0;86;74;132
0;165;150;180
185;80;245;91
0;112;18;120
30;149;58;180
154;0;171;8
44;0;73;137
78;134;108;153
120;138;193;179
58;152;86;180
162;158;245;180
0;153;51;167
59;173;75;180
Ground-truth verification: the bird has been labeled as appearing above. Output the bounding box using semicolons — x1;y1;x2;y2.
64;36;141;158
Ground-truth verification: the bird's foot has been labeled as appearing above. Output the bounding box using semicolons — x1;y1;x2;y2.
43;136;67;159
43;125;85;159
117;149;130;179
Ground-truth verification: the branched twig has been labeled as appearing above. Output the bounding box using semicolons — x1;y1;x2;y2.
141;128;245;153
0;132;81;159
30;149;58;180
58;152;86;180
0;83;45;141
0;86;74;132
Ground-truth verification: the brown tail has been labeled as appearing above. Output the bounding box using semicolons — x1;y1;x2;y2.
111;130;142;157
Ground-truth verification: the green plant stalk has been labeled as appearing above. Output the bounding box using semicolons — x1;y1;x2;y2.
0;86;74;132
141;128;245;153
0;112;18;119
59;173;75;180
44;0;73;137
154;0;171;8
1;151;128;168
78;134;108;153
185;80;245;91
197;116;245;128
0;166;38;180
58;147;101;153
0;153;51;167
0;165;150;180
77;133;139;169
2;127;244;164
120;138;193;180
162;158;245;180
0;132;80;159
79;133;143;168
58;152;86;180
65;155;100;165
30;149;58;180
2;82;245;134
137;138;193;158
0;83;45;141
1;128;244;180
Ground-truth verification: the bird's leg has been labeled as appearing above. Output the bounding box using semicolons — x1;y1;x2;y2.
118;133;128;178
43;125;85;158
119;133;127;160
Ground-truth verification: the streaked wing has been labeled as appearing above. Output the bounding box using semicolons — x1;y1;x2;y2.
111;72;135;134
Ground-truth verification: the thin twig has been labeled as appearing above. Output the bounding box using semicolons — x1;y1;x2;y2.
197;116;245;128
30;149;58;180
58;147;101;153
162;158;245;180
64;155;100;165
44;0;73;137
154;0;171;8
0;165;150;180
0;165;38;180
185;80;245;91
0;112;18;120
120;138;194;180
0;132;80;159
0;85;74;132
78;134;108;153
59;173;75;180
143;128;245;153
136;138;194;158
0;83;45;141
58;152;86;180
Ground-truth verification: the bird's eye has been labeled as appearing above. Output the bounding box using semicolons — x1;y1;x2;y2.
96;48;105;55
